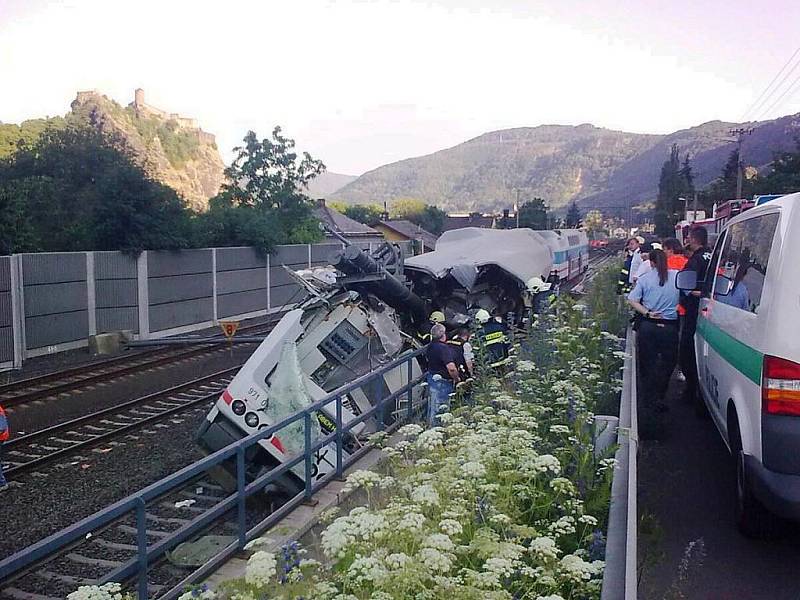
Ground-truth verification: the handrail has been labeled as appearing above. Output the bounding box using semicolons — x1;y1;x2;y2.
601;327;639;600
0;347;426;598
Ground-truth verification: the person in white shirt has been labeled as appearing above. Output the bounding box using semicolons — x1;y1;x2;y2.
628;235;646;284
633;242;662;283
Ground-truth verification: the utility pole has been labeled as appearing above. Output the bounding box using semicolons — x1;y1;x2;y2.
729;127;753;199
515;188;520;229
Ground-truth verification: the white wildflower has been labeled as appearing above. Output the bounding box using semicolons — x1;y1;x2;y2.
422;533;455;552
461;461;487;478
416;428;445;451
410;484;440;506
439;519;463;536
578;514;599;526
484;557;516;578
418;547;453;573
245;550;277;586
548;515;576;537
398;511;426;531
386;552;412;570
398;423;424;438
550;477;577;496
529;536;560;561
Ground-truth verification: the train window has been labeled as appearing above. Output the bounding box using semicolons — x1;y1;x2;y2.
714;213;779;313
567;235;579;246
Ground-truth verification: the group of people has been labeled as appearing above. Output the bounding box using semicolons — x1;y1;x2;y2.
423;273;560;426
620;227;712;438
423;308;512;425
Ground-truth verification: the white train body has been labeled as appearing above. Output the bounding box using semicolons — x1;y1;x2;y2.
536;229;589;282
197;294;423;493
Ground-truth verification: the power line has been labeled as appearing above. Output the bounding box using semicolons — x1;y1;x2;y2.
741;44;800;121
755;68;800;121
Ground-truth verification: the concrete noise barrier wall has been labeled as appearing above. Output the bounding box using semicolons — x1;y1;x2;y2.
0;240;416;370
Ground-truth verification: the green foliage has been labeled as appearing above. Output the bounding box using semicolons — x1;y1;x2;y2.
655;144;694;236
342;203;384;226
127;108;200;168
389;198;446;234
566;201;581;228
0;117;67;159
200;128;325;254
0;124;193;254
517;197;549;229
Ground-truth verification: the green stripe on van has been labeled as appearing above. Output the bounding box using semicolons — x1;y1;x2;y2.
696;316;763;385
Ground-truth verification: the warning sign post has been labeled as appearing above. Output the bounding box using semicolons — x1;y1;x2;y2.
219;320;239;355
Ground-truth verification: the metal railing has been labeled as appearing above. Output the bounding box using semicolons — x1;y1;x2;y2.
601;327;639;600
0;348;426;599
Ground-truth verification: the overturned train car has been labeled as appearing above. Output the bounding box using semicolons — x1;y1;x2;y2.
196;243;426;496
404;227;555;324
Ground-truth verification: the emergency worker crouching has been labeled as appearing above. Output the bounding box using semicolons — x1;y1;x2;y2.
474;309;511;370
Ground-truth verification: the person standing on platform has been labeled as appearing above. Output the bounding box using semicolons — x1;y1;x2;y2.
679;227;712;409
0;403;10;492
628;236;645;286
425;323;460;425
617;237;639;294
627;249;680;439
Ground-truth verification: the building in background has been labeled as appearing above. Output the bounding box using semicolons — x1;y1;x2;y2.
374;220;438;252
313;199;384;245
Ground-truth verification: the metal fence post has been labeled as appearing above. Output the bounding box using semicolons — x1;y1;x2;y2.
212;248;218;324
335;396;343;479
266;253;271;312
406;357;414;420
236;446;246;548
9;255;24;369
135;498;148;600
86;252;97;337
304;412;313;500
136;252;150;340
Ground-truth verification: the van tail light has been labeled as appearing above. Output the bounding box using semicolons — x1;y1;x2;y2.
762;355;800;416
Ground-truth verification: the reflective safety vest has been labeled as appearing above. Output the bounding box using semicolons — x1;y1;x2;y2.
0;405;9;442
668;255;689;316
478;321;510;368
618;252;634;294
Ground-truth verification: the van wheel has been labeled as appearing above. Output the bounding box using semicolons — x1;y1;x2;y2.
734;449;774;538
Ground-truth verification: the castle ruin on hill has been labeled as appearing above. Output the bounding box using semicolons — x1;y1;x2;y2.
130;88;216;145
75;88;216;146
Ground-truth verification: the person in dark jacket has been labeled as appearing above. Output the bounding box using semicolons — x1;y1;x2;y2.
679;226;712;409
618;237;640;294
475;309;510;369
425;323;460;425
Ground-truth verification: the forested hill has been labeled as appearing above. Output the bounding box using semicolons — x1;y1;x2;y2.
0;91;225;210
332;116;800;212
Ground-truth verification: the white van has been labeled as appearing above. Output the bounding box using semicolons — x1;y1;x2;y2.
684;192;800;536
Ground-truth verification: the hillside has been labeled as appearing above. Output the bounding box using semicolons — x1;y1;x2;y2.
305;171;358;198
1;90;225;211
333;116;800;213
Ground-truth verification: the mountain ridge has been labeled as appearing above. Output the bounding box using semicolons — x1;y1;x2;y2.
332;115;800;213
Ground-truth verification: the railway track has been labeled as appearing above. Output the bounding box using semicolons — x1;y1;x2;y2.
2;367;239;478
0;474;239;600
0;318;279;410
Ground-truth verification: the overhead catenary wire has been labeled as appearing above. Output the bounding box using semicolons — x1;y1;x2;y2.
755;68;800;122
740;44;800;122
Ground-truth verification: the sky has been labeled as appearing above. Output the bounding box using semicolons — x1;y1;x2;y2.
2;0;800;175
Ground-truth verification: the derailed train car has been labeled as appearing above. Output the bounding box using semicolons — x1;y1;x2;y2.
196;228;558;495
196;243;427;496
403;227;554;324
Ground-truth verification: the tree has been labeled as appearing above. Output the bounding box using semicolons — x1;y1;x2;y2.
201;128;325;253
565;201;581;228
342;204;384;226
389;198;446;235
517;198;549;230
654;144;695;236
0;123;193;254
583;210;605;237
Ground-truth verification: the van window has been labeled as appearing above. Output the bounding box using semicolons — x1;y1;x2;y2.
702;230;727;297
714;213;779;313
